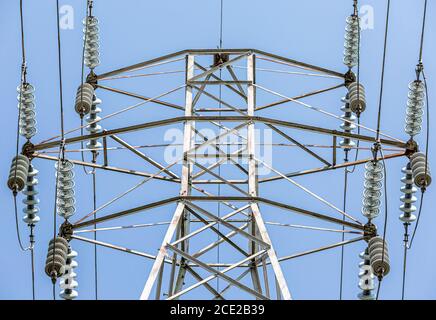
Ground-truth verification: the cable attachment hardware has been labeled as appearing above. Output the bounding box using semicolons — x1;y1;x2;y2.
17;82;37;140
363;222;377;240
59;220;74;241
410;152;431;189
399;162;418;223
339;94;356;150
55;160;76;219
75;83;94;117
86;95;102;149
361;160;384;220
45;236;69;283
347;82;366;115
368;236;390;279
405;80;425;137
22;164;40;225
343;15;360;68
7;155;30;193
60;246;78;300
83;15;100;69
357;248;376;300
213;53;229;67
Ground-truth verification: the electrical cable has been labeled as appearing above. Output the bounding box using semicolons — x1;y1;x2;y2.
402;2;430;299
401;222;409;300
93;163;98;300
375;146;389;300
339;162;348;300
15;0;37;300
51;0;67;300
339;0;360;299
375;0;391;141
79;1;94;175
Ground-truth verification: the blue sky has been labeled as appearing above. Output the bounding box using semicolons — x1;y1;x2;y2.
1;0;435;300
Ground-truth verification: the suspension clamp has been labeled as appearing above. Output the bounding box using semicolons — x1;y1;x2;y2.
86;71;98;89
405;138;419;156
344;70;356;87
363;222;377;241
59;221;74;241
213;53;229;67
22;141;35;160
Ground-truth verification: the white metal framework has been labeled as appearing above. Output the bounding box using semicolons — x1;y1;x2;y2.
23;48;417;300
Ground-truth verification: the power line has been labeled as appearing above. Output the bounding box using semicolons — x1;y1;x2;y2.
402;1;430;299
375;0;391;141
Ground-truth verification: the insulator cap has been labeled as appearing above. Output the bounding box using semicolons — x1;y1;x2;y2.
55;160;76;219
410;152;431;189
22;164;40;224
343;15;360;68
368;237;390;278
86;96;102;149
339;97;356;150
399;163;418;222
405;80;425;137
7;155;30;192
347;82;366;114
75;83;94;116
83;16;100;69
361;161;384;219
357;249;376;300
60;247;79;300
17;83;37;139
45;237;69;280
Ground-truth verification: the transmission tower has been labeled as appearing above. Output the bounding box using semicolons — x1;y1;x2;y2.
7;0;432;300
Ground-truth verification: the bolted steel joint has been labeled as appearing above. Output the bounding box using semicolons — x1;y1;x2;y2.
363;222;377;241
59;221;74;241
344;70;356;87
86;71;98;89
405;139;419;156
21;141;35;160
213;53;229;67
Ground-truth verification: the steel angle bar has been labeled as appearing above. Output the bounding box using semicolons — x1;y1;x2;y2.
185;207;250;257
250;203;292;300
255;157;362;225
96;84;184;111
266;124;331;166
110;135;179;179
226;65;247;97
32;116;406;151
73;222;172;234
97;50;189;80
184;265;224;300
195;62;248;101
186;202;269;249
256;84;345;112
71;235;173;264
218;269;251;297
140;202;186;300
273;237;366;264
166;244;269;300
191;147;248;180
180;196;364;230
192;223;250;259
189;53;250;82
254;50;344;77
259;151;406;183
33;153;178;182
170;204;250;247
73;197;181;230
